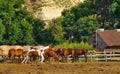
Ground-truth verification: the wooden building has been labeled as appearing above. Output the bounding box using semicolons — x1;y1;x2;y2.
88;29;120;52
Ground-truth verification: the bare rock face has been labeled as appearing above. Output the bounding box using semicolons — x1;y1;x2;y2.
23;0;83;21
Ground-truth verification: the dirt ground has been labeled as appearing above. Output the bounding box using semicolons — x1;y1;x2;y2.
0;62;120;74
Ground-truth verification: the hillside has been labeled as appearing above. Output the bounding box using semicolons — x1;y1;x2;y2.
23;0;84;21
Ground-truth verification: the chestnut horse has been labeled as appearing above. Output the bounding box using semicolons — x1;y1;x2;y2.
53;48;75;63
22;48;39;63
8;48;24;62
74;48;88;62
27;48;39;61
44;47;59;63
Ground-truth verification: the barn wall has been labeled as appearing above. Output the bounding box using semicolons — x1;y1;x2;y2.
88;31;107;52
96;34;107;51
105;46;120;52
88;31;96;48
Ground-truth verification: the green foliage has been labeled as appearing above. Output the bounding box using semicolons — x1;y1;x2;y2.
61;0;100;43
91;0;120;29
1;0;120;46
0;0;44;45
61;0;120;43
74;15;100;41
109;2;119;13
54;41;94;51
32;19;45;45
0;19;5;44
48;17;65;45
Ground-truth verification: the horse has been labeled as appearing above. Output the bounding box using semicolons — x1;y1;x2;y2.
8;48;24;63
27;47;39;61
43;47;59;63
22;46;50;63
74;48;88;62
53;48;75;63
37;46;50;62
22;47;39;63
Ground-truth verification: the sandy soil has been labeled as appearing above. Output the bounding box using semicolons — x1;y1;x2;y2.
0;62;120;74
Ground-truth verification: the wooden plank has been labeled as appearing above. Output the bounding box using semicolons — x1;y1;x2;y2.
68;51;120;62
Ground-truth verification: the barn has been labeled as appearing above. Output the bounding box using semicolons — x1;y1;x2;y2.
88;29;120;52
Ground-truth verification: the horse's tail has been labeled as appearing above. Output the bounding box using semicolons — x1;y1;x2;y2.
8;50;11;58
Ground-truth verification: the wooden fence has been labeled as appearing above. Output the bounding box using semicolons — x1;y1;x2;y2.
77;51;120;62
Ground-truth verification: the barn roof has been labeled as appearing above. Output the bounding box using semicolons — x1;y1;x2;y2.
97;29;120;46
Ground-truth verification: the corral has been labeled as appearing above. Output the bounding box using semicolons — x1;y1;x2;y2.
0;45;120;63
0;45;120;74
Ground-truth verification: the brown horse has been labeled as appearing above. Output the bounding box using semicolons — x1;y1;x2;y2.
28;50;39;61
44;47;59;63
53;48;75;63
8;48;24;62
74;48;88;62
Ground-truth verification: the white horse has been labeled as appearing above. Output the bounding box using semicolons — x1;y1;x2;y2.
22;46;49;63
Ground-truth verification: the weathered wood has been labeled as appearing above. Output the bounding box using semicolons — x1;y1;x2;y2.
68;51;120;62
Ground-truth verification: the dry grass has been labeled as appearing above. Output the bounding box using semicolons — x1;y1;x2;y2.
0;62;120;74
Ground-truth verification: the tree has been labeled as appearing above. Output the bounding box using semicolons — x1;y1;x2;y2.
0;0;44;45
0;19;5;44
32;19;45;45
61;0;100;42
108;1;120;29
48;17;65;45
74;15;100;42
92;0;113;27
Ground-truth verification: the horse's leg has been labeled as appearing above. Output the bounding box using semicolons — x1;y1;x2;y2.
41;53;44;63
11;55;15;63
48;56;51;64
44;54;48;63
73;50;76;63
63;52;67;63
25;56;30;63
54;56;59;63
84;53;87;62
62;55;67;63
21;56;27;64
8;53;13;63
61;55;64;62
37;56;40;63
33;55;36;61
18;55;23;62
30;57;32;62
22;53;25;61
9;56;12;63
64;55;68;63
18;55;20;62
74;50;79;62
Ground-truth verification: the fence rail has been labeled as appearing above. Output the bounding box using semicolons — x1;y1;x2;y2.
76;51;120;62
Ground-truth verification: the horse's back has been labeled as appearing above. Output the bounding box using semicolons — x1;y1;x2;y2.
63;48;74;55
28;50;38;57
9;48;24;56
